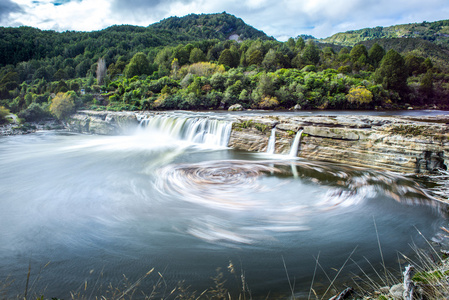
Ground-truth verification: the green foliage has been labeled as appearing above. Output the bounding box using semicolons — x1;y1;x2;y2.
218;49;239;68
302;42;320;65
296;37;306;50
18;102;50;122
350;44;368;62
254;123;268;132
322;19;449;48
412;270;448;284
124;53;152;78
234;120;254;129
368;43;385;68
1;13;449;113
50;92;76;120
374;49;408;93
189;48;206;64
0;106;10;124
346;86;373;107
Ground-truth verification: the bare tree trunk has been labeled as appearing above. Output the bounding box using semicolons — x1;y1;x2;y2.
96;58;107;86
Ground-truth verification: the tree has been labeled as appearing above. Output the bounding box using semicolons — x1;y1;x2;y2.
189;48;206;64
374;49;408;94
247;50;263;66
338;47;350;62
420;69;433;96
54;69;68;81
218;49;239;68
75;60;91;78
0;106;10;124
368;43;385;68
404;54;426;76
296;37;305;50
302;42;320;65
286;37;296;50
350;44;368;62
96;58;107;85
346;86;373;107
50;92;75;120
262;49;279;71
125;52;151;78
18;102;50;122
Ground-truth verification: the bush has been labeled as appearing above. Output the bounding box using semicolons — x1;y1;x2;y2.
0;106;10;124
18;103;50;122
50;92;75;120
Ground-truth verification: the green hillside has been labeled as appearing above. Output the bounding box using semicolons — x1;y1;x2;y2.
1;13;449;124
357;37;449;67
0;12;271;68
150;12;272;41
321;19;449;47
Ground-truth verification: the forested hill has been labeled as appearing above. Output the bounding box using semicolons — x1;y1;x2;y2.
0;12;271;68
2;12;449;125
321;19;449;47
149;12;272;41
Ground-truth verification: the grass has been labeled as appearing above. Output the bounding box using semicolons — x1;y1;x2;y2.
2;226;448;300
2;252;449;299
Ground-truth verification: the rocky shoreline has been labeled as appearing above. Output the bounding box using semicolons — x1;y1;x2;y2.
0;120;63;136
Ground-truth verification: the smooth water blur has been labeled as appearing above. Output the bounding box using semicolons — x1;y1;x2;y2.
0;129;447;298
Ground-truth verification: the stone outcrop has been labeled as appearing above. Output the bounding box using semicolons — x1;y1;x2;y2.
228;114;449;174
67;111;449;174
66;110;139;135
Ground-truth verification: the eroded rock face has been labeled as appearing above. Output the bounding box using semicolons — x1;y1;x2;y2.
66;110;138;135
228;115;449;174
67;111;449;174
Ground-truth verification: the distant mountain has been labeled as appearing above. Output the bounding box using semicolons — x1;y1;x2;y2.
320;19;449;48
0;12;271;67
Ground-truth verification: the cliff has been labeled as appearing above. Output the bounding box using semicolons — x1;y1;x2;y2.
228;114;449;173
66;111;449;174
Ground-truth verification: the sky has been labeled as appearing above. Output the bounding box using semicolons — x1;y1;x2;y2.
1;0;449;40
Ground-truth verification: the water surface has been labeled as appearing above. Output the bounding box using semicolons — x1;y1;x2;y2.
0;121;446;298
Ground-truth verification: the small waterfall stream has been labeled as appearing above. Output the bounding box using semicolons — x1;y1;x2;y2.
289;129;304;157
139;114;233;147
266;127;276;154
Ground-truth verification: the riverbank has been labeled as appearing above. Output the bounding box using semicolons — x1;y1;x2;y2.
65;110;449;174
0;119;63;135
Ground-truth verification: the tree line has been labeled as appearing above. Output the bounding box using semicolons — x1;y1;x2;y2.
0;23;447;124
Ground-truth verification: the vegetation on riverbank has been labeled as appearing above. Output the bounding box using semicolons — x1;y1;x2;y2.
1;13;449;124
2;244;448;299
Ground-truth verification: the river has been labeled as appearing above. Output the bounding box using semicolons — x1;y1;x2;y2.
0;111;447;299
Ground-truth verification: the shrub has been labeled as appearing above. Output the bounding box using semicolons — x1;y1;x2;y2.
18;103;50;122
0;106;10;124
50;92;75;120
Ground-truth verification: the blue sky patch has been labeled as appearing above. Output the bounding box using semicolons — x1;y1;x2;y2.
52;0;72;6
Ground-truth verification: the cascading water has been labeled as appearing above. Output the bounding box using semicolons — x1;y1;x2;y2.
289;129;304;157
266;127;276;154
138;114;233;147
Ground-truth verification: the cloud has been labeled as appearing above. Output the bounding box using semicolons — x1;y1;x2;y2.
2;0;449;39
0;0;23;23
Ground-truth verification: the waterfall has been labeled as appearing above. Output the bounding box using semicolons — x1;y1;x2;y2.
139;114;233;147
266;127;276;154
289;129;304;157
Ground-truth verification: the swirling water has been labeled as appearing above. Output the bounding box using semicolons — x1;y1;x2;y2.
0;118;447;298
